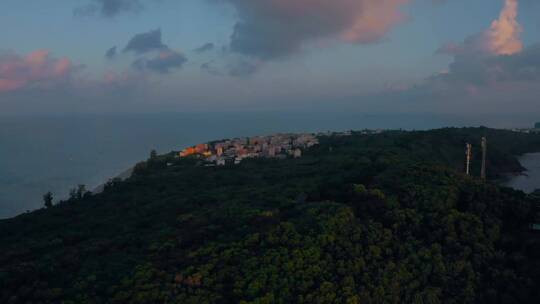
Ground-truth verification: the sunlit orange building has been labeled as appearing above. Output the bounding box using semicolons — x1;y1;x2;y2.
180;147;197;157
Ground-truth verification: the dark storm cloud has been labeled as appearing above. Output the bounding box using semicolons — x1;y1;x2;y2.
193;43;215;54
105;46;117;59
220;0;409;60
75;0;142;17
132;50;188;73
123;29;168;54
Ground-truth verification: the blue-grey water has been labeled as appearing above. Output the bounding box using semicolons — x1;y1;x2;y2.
505;153;540;193
0;112;537;219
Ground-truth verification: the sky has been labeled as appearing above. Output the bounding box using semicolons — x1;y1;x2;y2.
0;0;539;116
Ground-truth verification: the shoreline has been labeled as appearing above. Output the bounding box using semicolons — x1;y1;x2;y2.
503;153;540;193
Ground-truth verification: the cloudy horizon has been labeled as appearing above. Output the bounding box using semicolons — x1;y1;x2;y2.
1;0;539;116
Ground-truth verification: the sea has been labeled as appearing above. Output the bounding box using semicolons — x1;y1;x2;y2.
1;112;538;219
504;153;540;193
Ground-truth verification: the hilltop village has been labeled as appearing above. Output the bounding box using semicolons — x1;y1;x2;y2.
177;130;388;166
178;133;319;166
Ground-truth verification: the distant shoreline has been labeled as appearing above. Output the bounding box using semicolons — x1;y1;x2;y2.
504;153;540;193
92;166;134;194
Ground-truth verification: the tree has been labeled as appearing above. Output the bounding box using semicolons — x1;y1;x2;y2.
69;188;77;200
77;184;87;199
43;192;53;208
353;184;367;195
69;184;88;200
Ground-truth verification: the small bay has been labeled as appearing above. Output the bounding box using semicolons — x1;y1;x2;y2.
505;153;540;193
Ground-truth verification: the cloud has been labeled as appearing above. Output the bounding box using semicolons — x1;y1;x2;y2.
132;50;188;73
435;42;465;56
392;0;539;113
429;44;540;90
200;61;222;76
110;28;189;74
105;46;117;59
428;0;531;88
123;29;167;54
485;0;522;55
197;53;261;77
75;0;142;17
437;0;522;57
194;43;215;54
227;58;261;77
0;50;80;93
221;0;409;60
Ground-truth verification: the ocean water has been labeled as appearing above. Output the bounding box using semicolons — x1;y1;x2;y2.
505;153;540;193
0;112;535;219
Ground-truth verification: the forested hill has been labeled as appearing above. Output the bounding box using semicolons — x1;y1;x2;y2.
2;127;540;304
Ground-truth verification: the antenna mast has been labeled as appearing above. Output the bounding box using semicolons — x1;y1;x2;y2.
465;143;472;176
481;137;487;180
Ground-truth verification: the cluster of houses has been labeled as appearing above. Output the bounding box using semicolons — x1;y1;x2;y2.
317;129;385;137
179;133;319;166
510;122;540;134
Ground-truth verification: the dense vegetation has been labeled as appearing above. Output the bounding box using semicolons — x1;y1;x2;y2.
1;128;540;303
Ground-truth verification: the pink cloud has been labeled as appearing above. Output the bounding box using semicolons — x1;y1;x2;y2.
408;0;539;111
264;0;408;43
53;58;73;77
340;0;409;43
25;50;49;66
438;0;523;57
0;50;76;92
0;79;26;92
485;0;522;55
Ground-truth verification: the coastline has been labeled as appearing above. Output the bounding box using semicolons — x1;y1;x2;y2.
503;152;540;193
92;166;135;194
